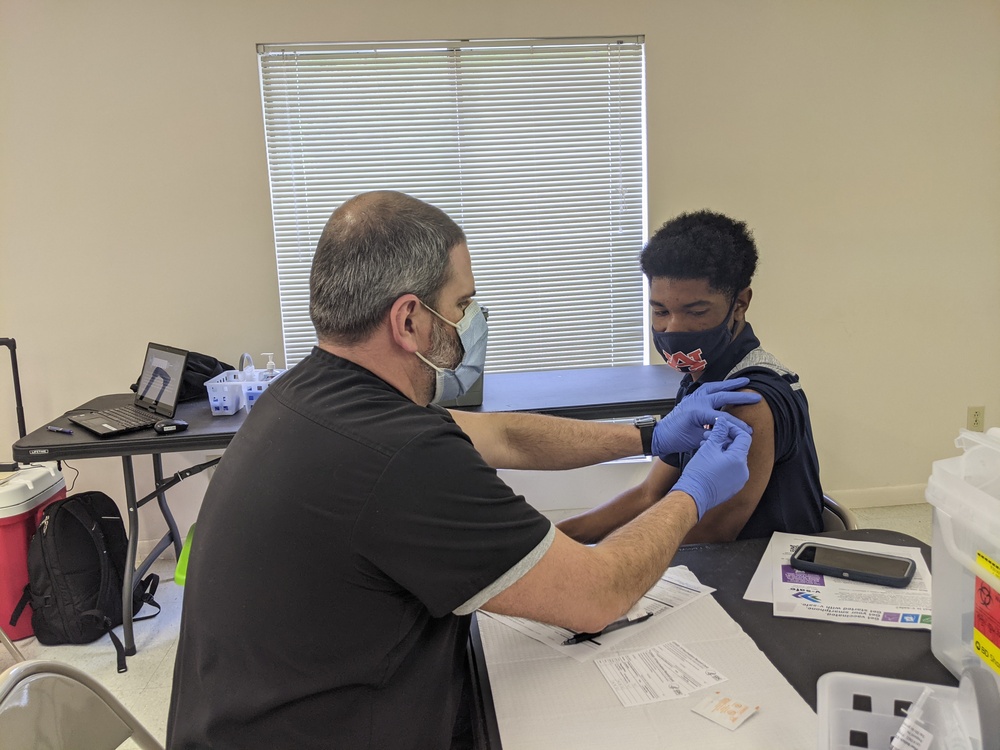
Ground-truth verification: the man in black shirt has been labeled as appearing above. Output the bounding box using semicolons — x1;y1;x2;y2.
167;192;755;749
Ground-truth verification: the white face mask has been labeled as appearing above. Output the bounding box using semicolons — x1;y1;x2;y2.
415;299;489;403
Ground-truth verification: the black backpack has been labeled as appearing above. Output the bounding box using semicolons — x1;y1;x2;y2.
10;491;160;672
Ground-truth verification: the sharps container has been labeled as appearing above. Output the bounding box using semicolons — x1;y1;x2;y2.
0;463;66;640
925;428;1000;690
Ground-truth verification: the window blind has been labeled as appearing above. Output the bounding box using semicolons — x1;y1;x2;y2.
258;37;647;371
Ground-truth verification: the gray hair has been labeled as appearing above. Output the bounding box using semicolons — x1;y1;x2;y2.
310;191;466;345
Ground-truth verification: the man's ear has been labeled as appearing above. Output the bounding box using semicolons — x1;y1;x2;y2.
389;294;425;353
735;287;753;320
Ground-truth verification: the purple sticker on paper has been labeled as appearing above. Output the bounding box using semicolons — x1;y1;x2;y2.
882;612;901;622
781;565;825;586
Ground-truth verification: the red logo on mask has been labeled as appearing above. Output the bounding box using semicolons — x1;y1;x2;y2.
665;349;707;373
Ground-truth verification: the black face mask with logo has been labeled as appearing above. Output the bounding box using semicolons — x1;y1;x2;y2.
651;297;737;374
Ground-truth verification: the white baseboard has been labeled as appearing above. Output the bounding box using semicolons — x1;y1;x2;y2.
136;538;177;563
828;484;928;509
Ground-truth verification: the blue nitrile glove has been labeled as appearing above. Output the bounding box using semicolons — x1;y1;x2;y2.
650;377;761;459
671;416;753;519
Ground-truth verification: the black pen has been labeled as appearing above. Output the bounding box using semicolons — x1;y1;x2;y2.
562;611;654;646
46;425;73;435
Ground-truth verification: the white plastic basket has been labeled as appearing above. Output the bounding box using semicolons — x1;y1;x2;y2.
205;354;285;416
205;371;247;416
817;670;997;750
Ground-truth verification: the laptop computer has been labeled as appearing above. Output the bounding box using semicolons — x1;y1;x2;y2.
68;343;190;437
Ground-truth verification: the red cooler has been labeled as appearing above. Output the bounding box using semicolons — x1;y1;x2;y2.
0;464;66;640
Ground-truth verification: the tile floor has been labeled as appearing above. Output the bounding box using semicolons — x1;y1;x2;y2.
0;502;935;748
1;557;181;749
851;502;932;546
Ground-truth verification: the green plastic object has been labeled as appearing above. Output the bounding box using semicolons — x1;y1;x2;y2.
174;523;196;586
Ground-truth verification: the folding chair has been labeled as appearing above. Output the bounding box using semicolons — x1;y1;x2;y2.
821;493;860;532
0;627;25;662
174;523;196;586
0;659;164;749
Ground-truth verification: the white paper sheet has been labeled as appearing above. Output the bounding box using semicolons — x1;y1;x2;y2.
482;566;714;661
595;640;727;707
744;532;932;629
478;576;817;749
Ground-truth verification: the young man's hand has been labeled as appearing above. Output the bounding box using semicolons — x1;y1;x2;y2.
670;417;753;518
650;377;761;458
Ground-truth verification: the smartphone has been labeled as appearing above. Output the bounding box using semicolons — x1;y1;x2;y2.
789;543;917;588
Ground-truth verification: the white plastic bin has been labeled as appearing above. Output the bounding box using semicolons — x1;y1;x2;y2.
817;669;997;749
925;428;1000;691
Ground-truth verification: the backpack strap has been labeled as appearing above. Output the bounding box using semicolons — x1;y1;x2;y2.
132;574;162;623
79;609;128;673
9;586;31;627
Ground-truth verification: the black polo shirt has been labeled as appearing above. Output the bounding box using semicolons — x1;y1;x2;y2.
167;348;552;749
664;322;824;539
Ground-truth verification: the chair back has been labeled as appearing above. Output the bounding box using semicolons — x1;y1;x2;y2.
0;626;25;663
821;494;860;532
174;522;196;586
0;659;164;749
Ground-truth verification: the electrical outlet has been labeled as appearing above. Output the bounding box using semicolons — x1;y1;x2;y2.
967;406;985;432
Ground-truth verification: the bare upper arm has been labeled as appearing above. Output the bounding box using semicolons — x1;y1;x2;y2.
447;409;507;465
682;388;775;543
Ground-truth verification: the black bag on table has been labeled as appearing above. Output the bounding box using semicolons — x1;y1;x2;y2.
128;350;235;403
9;491;160;672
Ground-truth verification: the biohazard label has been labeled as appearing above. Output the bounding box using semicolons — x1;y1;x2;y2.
978;551;1000;580
974;551;1000;676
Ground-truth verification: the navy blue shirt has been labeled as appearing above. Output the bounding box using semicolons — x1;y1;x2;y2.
665;322;824;539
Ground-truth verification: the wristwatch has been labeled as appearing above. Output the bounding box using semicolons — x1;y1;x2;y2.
633;415;657;456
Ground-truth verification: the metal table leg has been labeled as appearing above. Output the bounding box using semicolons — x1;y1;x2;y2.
121;452;209;655
151;455;183;560
121;456;139;656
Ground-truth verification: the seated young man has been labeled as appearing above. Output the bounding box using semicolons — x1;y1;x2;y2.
559;210;824;542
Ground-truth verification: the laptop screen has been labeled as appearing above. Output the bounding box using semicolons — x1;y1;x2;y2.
134;343;189;417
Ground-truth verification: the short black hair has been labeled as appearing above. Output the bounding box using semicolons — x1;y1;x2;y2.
639;210;758;298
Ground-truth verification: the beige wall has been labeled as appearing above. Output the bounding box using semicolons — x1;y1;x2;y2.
2;0;999;538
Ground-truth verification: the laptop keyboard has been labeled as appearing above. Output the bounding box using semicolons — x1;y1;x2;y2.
100;405;159;429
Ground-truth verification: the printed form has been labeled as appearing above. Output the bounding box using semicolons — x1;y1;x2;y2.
595;640;727;707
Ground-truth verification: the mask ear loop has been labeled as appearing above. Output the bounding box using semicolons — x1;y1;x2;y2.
419;299;460;330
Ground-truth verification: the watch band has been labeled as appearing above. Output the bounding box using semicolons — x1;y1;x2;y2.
634;415;657;456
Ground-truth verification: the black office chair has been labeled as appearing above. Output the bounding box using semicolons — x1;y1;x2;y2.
0;659;164;749
821;494;860;532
